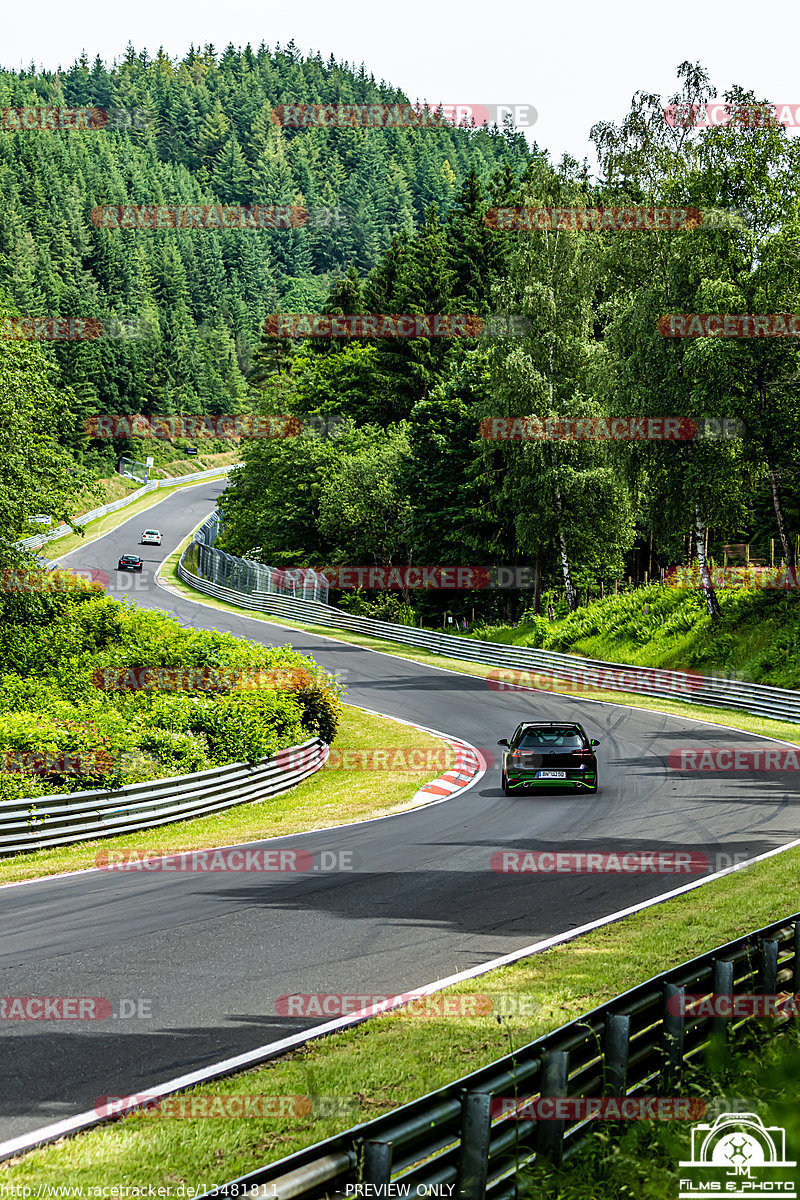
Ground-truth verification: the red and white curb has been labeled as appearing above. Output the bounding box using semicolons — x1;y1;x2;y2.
413;738;484;801
344;704;487;808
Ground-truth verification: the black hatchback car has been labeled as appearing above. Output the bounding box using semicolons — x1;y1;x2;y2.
117;554;143;572
498;722;599;795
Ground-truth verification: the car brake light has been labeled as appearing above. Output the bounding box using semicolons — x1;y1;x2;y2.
571;748;592;756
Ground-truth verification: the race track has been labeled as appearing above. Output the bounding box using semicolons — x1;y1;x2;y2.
2;480;798;1144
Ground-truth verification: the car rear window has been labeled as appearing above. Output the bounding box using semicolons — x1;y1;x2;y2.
516;729;585;749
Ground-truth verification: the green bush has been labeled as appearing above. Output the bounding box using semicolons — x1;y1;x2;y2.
293;672;345;744
0;577;342;800
336;587;417;625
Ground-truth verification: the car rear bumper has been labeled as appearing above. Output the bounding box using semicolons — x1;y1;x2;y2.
505;771;597;790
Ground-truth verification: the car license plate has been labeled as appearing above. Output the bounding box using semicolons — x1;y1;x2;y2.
537;770;566;779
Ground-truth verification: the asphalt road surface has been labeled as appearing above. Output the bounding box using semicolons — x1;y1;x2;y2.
2;480;798;1143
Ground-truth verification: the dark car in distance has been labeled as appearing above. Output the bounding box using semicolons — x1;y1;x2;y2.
117;554;143;572
498;722;599;795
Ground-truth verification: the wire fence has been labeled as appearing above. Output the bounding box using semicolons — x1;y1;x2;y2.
192;513;329;604
117;455;149;484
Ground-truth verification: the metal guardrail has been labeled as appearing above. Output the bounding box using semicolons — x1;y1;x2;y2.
179;513;800;725
203;911;800;1199
16;464;239;552
0;737;327;856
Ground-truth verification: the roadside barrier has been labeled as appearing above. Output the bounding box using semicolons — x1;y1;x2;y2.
16;464;239;552
203;912;800;1199
0;737;327;856
179;512;800;725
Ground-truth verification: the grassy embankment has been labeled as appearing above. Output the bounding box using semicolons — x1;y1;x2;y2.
468;584;800;688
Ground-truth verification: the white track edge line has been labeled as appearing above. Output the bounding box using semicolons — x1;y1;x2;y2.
153;573;800;750
3;834;799;1163
56;476;232;562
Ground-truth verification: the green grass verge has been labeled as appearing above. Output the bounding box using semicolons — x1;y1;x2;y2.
4;846;800;1191
520;1023;800;1198
149;452;239;480
0;704;453;886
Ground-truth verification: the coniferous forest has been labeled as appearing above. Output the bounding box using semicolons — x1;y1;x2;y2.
0;42;528;474
2;52;800;639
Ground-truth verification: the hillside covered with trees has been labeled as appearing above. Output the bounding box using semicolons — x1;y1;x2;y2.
2;51;799;644
0;43;529;473
218;62;800;631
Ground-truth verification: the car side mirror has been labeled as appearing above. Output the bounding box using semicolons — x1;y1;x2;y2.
497;738;509;747
590;739;600;747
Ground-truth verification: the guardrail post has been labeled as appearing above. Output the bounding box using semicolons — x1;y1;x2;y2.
793;923;800;991
663;984;685;1088
361;1139;392;1185
604;1013;630;1094
456;1092;492;1200
536;1050;568;1167
759;939;779;996
711;959;735;1041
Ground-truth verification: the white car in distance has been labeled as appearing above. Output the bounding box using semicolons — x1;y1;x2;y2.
140;529;162;546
